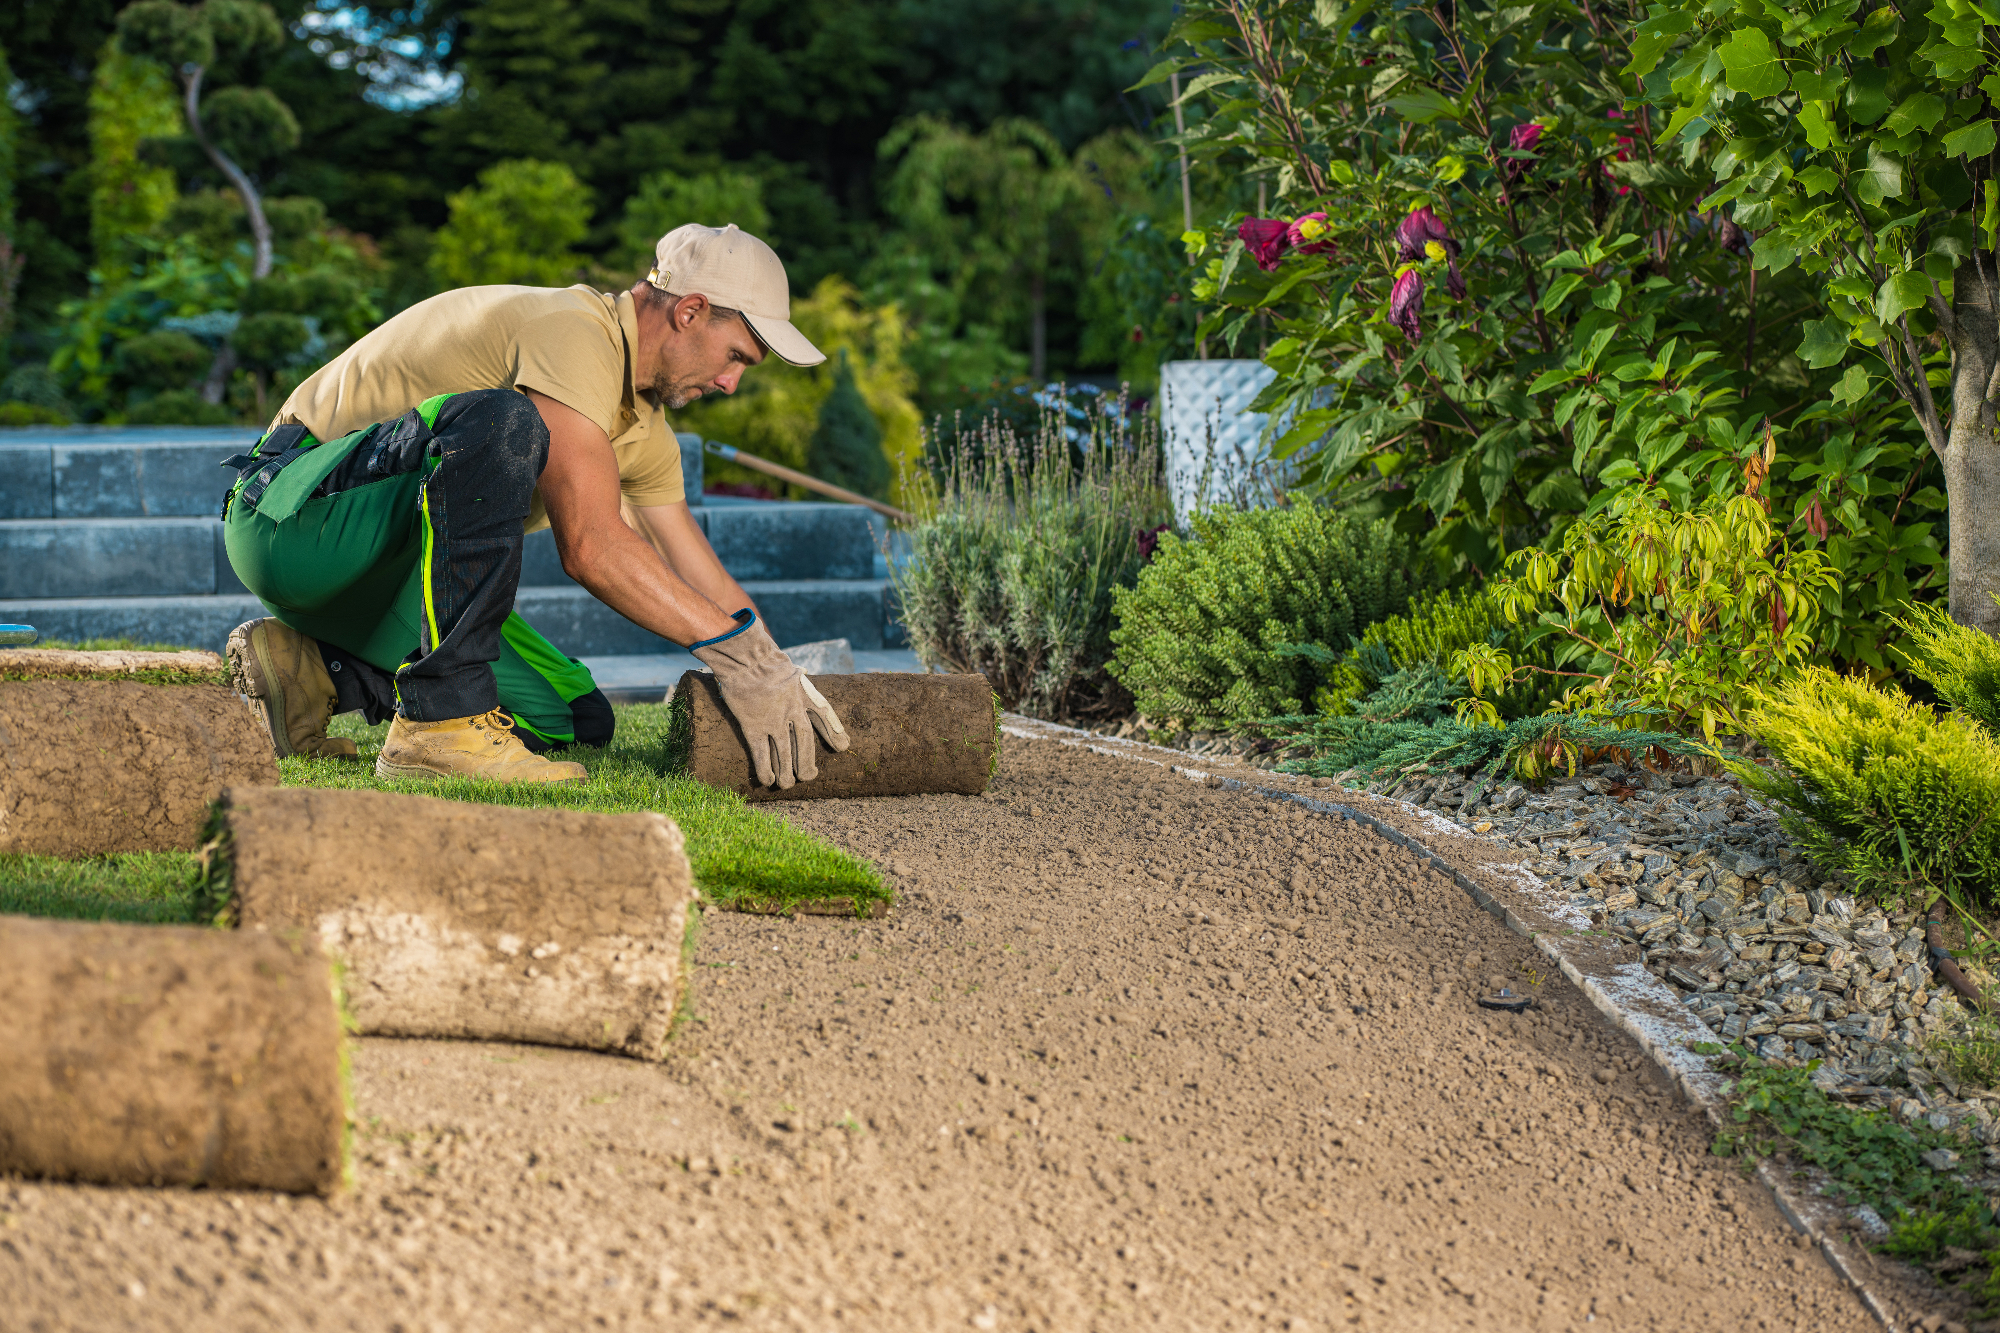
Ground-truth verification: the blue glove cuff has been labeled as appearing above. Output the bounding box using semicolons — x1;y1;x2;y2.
689;608;756;651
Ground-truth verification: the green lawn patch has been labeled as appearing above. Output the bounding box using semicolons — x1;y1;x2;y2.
0;702;889;924
0;851;201;923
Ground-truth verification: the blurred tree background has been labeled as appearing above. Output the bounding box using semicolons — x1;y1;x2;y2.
0;0;1208;492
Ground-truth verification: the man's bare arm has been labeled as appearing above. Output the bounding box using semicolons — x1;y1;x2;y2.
527;389;738;644
629;501;759;619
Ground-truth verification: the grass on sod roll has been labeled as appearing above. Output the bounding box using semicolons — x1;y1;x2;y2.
0;702;889;924
1;636;230;686
25;638;200;652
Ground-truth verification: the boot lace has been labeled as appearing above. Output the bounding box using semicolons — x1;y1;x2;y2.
473;709;520;747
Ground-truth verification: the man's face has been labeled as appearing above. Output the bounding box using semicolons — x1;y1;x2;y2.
645;295;768;409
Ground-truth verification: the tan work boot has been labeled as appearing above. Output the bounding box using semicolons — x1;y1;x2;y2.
375;709;589;784
226;617;358;759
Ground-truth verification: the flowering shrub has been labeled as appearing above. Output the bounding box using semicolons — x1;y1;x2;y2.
1145;0;1942;670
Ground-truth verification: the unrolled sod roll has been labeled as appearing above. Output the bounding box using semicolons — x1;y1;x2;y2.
207;787;699;1060
674;670;998;802
0;915;345;1194
0;680;278;856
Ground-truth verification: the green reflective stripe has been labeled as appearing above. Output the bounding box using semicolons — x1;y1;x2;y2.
417;393;454;429
499;612;598;703
417;478;441;651
506;713;575;745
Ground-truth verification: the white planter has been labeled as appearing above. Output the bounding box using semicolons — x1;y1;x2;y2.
1159;358;1297;516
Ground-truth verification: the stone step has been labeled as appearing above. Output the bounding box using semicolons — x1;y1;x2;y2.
512;582;898;655
0;518;249;599
0;425;709;519
0;579;904;656
522;501;877;586
0;426;258;519
0;508;878;599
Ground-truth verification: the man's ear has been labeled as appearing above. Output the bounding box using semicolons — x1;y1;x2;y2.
677;293;708;329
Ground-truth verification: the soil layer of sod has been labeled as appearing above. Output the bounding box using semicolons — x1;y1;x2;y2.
0;737;1966;1331
0;703;889;922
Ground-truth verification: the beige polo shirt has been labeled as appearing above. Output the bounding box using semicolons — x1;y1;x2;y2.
274;284;684;532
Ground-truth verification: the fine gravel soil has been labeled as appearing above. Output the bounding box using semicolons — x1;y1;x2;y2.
0;738;1935;1331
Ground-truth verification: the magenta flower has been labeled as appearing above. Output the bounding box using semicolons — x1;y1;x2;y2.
1503;123;1543;186
1286;212;1335;256
1389;268;1426;341
1239;217;1291;271
1394;206;1465;300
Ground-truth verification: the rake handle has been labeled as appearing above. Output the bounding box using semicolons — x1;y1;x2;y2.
703;441;912;524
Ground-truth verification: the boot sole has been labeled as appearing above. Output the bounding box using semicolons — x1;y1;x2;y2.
374;755;589;785
226;619;293;758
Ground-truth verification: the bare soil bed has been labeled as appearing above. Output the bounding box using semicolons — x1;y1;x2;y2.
0;737;1931;1330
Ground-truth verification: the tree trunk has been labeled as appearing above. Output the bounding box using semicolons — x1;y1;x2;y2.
181;65;271;281
1944;256;2000;636
1030;273;1047;382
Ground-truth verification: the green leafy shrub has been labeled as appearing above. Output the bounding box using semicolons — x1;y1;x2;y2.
112;329;209;392
1308;585;1563;722
895;396;1166;723
126;388;235;425
428;158;591;290
1896;601;2000;738
1460;486;1836;738
1737;670;2000;911
0;365;74;420
0;402;69;427
1109;507;1434;729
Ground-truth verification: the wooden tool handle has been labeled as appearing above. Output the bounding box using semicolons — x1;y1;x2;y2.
704;441;913;524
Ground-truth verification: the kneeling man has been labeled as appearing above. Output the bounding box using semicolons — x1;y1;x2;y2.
222;223;846;787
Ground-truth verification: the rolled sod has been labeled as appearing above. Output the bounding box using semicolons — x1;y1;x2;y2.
0;915;345;1194
672;671;998;802
0;681;278;857
205;786;699;1060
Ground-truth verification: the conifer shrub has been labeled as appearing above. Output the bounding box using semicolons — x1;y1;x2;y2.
806;351;891;499
1306;585;1564;721
1737;669;2000;910
1895;601;2000;738
1107;507;1434;729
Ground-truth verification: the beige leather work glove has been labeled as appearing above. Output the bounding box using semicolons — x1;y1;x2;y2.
690;612;849;788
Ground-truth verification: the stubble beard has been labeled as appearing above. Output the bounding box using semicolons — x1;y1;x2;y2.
642;365;706;411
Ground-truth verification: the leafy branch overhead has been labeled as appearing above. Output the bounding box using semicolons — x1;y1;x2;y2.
1146;0;1945;666
1627;0;1994;453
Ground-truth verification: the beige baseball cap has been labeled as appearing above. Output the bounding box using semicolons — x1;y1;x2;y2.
646;223;825;367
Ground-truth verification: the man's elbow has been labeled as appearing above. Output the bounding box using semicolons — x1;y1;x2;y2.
558;538;608;590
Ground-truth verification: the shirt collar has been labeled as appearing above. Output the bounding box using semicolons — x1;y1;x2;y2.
614;290;644;434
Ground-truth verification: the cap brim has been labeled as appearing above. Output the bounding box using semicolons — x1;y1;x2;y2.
741;312;826;367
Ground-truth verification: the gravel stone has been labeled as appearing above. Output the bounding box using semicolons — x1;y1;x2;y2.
1341;758;1998;1142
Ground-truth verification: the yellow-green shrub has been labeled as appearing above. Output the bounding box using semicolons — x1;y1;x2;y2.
1895;600;2000;738
1737;669;2000;909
